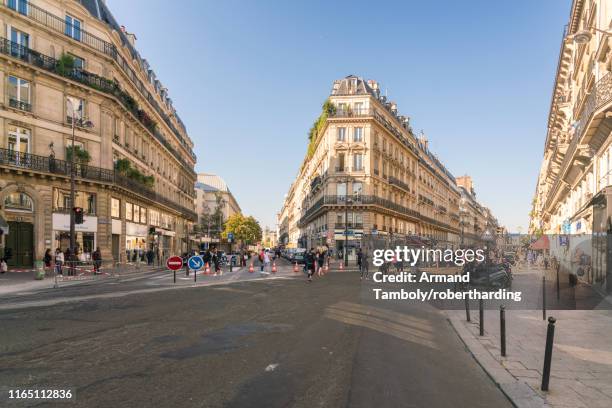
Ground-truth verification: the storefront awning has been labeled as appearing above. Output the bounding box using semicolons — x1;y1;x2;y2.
530;235;549;250
0;215;9;235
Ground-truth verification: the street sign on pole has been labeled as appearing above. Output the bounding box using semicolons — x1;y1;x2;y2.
166;256;183;271
188;255;204;271
228;232;234;243
167;256;183;284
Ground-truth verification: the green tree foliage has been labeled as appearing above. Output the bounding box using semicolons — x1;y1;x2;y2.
66;145;91;163
306;99;336;159
114;158;155;187
200;192;225;237
222;214;262;244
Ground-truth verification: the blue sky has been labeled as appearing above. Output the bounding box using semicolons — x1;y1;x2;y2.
109;0;571;232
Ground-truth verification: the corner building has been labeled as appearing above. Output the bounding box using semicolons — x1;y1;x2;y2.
0;0;197;268
280;76;469;261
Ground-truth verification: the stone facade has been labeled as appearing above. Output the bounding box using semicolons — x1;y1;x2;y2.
0;0;196;267
278;76;500;260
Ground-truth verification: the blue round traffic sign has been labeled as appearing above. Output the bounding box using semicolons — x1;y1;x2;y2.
188;255;204;270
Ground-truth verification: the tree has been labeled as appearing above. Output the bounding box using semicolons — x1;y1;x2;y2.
200;192;225;238
222;214;262;245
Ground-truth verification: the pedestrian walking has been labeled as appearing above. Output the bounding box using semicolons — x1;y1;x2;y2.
55;248;64;276
305;249;316;282
43;248;52;271
361;251;369;280
317;249;325;277
258;249;265;272
93;247;102;274
263;250;271;274
357;248;363;273
212;248;221;275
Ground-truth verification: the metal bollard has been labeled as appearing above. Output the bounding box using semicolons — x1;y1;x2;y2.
542;276;547;320
541;316;557;391
556;265;560;301
465;297;471;322
500;305;506;357
479;298;484;336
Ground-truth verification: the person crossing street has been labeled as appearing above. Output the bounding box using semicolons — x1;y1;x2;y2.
305;249;316;282
360;251;369;280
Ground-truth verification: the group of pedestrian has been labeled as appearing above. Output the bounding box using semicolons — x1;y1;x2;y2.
304;248;327;282
44;246;102;276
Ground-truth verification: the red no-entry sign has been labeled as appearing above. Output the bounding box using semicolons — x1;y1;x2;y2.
166;256;183;271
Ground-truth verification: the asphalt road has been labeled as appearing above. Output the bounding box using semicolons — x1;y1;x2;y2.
0;265;512;408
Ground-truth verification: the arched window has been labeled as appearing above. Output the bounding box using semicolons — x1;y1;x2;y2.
4;192;33;212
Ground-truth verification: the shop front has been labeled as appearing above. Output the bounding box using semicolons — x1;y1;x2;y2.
52;213;97;260
126;222;148;263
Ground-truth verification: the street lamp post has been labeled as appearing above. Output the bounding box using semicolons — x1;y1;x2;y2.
66;98;92;255
344;196;352;266
69;102;76;254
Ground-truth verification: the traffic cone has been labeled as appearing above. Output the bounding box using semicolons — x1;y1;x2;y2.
249;263;254;273
205;262;211;275
293;262;299;273
272;262;277;273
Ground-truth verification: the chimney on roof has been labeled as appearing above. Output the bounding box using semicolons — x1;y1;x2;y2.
420;132;428;150
121;25;137;47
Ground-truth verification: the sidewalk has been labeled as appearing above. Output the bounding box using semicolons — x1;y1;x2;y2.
447;307;612;408
0;263;166;295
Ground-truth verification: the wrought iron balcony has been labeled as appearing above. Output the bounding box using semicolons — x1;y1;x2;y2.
0;37;196;177
388;176;410;192
2;0;195;161
0;147;197;221
8;97;31;112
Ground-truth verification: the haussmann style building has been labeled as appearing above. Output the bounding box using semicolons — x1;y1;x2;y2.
277;75;500;261
530;0;612;293
0;0;197;268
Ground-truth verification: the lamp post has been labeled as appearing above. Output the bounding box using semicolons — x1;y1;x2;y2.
569;26;612;44
344;195;353;266
66;98;91;254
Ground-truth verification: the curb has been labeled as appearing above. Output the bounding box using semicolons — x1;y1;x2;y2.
446;311;547;408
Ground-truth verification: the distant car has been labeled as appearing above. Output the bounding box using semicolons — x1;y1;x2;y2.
292;252;306;264
503;252;516;265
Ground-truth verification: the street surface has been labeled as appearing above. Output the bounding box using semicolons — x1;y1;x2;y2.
0;259;512;408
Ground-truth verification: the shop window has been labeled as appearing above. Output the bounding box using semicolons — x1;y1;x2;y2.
133;204;140;223
140;207;146;224
126;202;133;221
111;198;120;218
4;192;33;211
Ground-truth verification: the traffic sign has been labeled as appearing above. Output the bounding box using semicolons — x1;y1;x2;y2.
188;255;204;271
166;256;183;271
228;232;234;243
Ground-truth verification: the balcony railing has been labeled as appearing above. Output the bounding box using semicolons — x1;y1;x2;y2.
335;223;364;230
546;72;612;209
2;0;195;161
388;176;410;192
0;147;196;221
0;37;196;177
8;97;31;112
